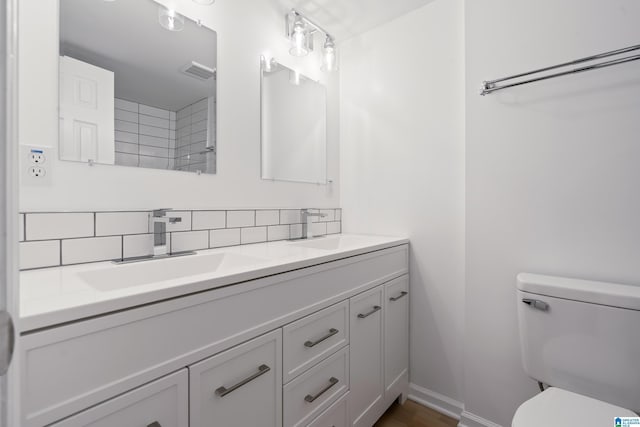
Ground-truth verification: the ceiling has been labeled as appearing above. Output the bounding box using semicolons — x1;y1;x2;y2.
274;0;437;41
60;0;217;111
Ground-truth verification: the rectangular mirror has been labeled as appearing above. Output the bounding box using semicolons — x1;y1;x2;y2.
261;58;327;184
59;0;217;174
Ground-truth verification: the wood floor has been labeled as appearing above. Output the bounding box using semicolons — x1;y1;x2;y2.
374;400;458;427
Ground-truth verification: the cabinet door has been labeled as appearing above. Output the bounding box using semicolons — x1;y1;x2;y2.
349;286;384;427
384;276;409;399
189;329;282;427
51;370;188;427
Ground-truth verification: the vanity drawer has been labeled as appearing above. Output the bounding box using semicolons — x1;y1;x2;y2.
307;392;349;427
50;369;188;427
283;300;349;383
189;329;282;427
284;346;349;427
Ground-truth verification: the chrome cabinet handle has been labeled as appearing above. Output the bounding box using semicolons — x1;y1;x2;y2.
304;377;339;403
389;291;408;302
304;328;339;348
357;305;381;319
215;364;271;397
522;298;549;311
147;422;161;427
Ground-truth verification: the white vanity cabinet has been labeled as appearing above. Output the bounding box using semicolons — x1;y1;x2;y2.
21;243;409;427
349;286;385;427
190;330;282;427
50;370;188;427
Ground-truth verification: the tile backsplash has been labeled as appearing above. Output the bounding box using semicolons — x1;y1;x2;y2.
19;208;342;270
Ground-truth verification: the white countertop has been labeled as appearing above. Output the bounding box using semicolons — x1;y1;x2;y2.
20;234;408;332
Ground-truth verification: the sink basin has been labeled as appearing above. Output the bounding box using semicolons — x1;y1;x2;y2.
79;252;267;291
289;235;368;251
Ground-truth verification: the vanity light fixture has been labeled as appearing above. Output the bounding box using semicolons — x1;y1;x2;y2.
285;10;337;72
322;36;337;72
158;6;185;32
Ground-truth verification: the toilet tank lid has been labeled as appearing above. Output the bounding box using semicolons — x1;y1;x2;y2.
517;273;640;311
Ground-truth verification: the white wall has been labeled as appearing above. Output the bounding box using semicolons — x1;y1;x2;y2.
18;0;339;211
464;1;640;426
340;0;466;407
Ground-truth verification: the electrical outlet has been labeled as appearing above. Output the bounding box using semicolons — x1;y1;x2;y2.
28;166;46;178
21;145;52;186
29;151;46;164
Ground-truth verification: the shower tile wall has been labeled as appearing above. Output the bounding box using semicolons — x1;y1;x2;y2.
175;97;216;174
114;98;177;170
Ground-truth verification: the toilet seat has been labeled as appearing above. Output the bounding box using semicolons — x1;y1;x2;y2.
512;387;637;427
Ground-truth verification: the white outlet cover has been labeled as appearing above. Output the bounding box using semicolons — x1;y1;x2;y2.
21;145;52;186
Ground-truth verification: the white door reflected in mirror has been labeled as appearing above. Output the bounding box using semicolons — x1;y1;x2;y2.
261;58;327;185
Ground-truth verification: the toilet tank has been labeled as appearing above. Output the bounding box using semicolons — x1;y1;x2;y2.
517;273;640;411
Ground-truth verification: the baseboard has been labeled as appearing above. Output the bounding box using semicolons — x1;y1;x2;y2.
407;383;464;421
458;410;503;427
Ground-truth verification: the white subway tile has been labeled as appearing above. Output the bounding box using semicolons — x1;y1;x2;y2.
139;114;170;129
335;209;342;221
256;210;279;226
312;222;327;236
267;225;289;241
192;98;208;112
327;221;341;235
115;98;138;112
139;104;170;119
96;212;149;236
165;211;191;232
170;111;176;120
192;109;207;123
123;234;154;258
320;209;335;222
139;145;169;158
19;214;24;242
280;210;301;224
177;105;191;120
115;130;138;144
114;109;138;123
20;240;60;269
192;211;225;230
289;224;303;239
241;227;267;244
227;210;255;228
115;141;138;154
210;228;240;248
26;213;94;240
115;120;138;133
115;153;139;167
170;231;208;253
140;124;169;139
140;134;170;148
191;119;207;133
62;236;121;265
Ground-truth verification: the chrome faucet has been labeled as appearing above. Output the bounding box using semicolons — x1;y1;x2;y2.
149;209;182;256
300;209;327;239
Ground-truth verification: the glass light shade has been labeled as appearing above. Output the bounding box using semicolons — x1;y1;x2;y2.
289;20;309;57
158;6;185;32
322;38;337;72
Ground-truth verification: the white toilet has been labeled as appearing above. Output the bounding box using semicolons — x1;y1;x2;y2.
513;273;640;427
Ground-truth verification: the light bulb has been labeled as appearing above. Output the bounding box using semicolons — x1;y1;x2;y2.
289;20;309;57
158;6;185;32
322;37;337;72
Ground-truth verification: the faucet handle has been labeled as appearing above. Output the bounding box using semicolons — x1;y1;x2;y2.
152;208;172;217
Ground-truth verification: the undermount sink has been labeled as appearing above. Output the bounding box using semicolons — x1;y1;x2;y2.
79;252;267;291
289;235;367;251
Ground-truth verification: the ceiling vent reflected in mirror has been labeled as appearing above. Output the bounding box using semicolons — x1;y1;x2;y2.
181;61;216;81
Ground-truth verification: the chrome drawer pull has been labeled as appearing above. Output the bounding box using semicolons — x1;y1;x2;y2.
304;377;339;403
304;328;339;348
522;298;549;311
357;305;381;319
147;422;161;427
389;291;408;302
215;364;271;397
